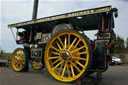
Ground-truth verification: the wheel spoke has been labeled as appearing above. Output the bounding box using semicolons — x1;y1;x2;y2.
68;38;77;50
73;57;87;61
58;61;64;74
21;60;25;64
61;62;67;77
78;51;87;55
75;61;84;68
52;58;61;65
20;59;25;61
19;53;23;57
51;52;60;55
49;56;60;60
19;62;23;68
20;62;24;65
64;36;67;49
14;58;18;63
52;61;62;70
50;46;60;52
74;39;81;48
70;61;81;72
58;37;64;48
16;62;20;68
70;64;75;77
67;64;71;77
56;42;62;50
68;34;70;48
15;62;19;67
71;46;85;54
16;52;20;57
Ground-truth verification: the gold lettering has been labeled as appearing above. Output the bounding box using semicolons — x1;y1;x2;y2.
8;7;112;28
90;10;94;13
79;11;84;16
68;14;72;17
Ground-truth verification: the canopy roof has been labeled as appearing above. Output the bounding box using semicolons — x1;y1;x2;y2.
8;5;112;31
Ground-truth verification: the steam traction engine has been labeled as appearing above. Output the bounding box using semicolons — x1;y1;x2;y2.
8;5;118;83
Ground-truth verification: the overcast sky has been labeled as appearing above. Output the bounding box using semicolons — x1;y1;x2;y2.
0;0;128;52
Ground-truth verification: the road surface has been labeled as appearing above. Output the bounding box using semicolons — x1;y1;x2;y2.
0;65;128;85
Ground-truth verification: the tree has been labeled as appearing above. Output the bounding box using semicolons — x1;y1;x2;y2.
126;38;128;50
0;47;4;57
115;35;125;53
0;47;4;54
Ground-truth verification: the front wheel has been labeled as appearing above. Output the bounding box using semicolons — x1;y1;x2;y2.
44;30;93;83
11;48;28;72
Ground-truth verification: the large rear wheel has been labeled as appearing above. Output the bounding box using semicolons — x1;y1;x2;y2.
45;30;92;83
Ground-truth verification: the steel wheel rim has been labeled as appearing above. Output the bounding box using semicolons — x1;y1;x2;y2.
11;48;25;71
45;30;90;82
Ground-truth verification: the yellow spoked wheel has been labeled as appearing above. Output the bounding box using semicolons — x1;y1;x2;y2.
11;48;28;72
32;60;43;70
45;30;92;83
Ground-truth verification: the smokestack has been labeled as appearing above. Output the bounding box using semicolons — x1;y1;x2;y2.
32;0;39;19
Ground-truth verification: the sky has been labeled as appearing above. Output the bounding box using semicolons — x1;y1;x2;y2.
0;0;128;53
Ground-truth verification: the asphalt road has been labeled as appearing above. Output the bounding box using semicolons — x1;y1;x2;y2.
0;65;128;85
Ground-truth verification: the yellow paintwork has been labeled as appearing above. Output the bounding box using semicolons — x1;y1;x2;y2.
45;30;90;82
32;60;42;70
11;48;25;71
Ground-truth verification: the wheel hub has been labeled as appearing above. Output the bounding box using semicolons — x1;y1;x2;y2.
60;51;71;61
